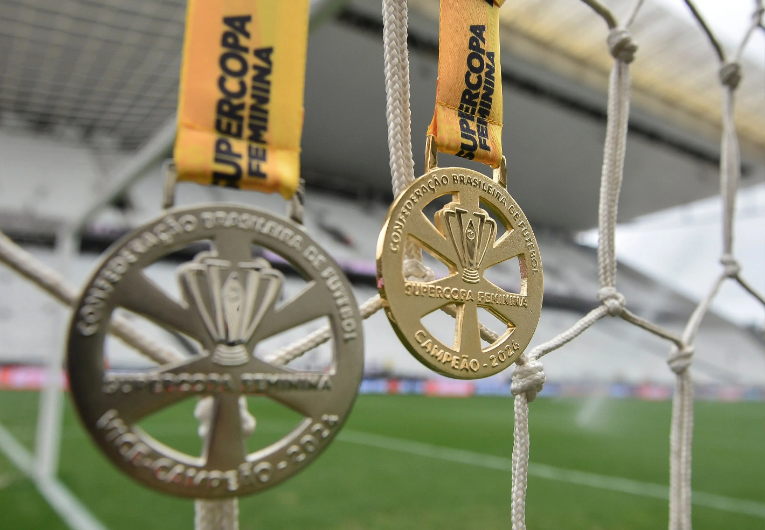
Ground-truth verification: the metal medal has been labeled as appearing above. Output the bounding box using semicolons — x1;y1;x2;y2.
376;142;543;379
67;204;363;498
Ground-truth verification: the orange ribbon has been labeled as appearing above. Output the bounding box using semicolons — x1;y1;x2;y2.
428;0;505;168
174;0;309;198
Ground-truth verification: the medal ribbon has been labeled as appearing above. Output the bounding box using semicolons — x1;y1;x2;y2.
428;0;505;168
174;0;309;198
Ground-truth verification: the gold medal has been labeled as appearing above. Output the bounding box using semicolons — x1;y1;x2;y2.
376;0;542;378
377;139;542;378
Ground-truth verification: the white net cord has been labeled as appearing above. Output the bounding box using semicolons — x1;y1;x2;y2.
269;0;447;367
383;0;424;267
0;230;182;365
0;1;762;529
383;0;416;199
194;395;256;530
508;1;709;528
194;499;239;530
665;3;765;529
263;0;425;365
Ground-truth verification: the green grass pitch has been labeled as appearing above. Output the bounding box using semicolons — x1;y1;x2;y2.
0;391;763;529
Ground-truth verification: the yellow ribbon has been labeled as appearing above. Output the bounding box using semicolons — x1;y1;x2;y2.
174;0;309;198
428;0;505;168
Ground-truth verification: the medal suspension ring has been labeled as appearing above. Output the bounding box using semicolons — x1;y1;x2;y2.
68;205;363;498
377;167;543;379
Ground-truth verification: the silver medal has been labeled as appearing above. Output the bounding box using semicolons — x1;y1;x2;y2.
67;204;363;498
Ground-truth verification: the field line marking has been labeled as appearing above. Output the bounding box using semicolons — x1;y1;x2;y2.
338;429;765;519
0;421;108;530
37;477;109;530
0;421;33;474
15;420;764;520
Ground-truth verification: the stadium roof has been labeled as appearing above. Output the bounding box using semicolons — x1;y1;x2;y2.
482;0;765;150
0;0;185;148
0;0;762;230
1;0;762;150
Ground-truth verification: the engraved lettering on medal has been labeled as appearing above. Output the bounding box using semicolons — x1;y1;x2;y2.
414;329;480;372
76;214;200;336
403;282;527;308
451;173;507;207
389;175;450;252
199;210;303;249
94;409;342;493
476;291;527;307
303;245;327;270
102;373;334;394
321;266;359;341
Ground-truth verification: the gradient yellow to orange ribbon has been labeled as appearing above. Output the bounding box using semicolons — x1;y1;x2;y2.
427;0;505;168
174;0;309;198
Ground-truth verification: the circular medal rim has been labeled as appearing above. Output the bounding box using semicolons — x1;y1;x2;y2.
67;203;364;498
376;167;543;379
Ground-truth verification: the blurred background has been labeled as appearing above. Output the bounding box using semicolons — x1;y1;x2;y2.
0;0;763;529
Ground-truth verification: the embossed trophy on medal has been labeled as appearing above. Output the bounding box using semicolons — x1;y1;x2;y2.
68;204;363;498
66;0;364;499
376;0;543;379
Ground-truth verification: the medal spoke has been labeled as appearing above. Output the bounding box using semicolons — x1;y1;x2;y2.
248;281;330;346
455;187;480;212
481;230;528;271
486;302;528;329
479;277;521;298
261;384;329;419
246;357;291;377
161;354;215;375
241;358;328;418
409;212;459;267
203;394;248;470
456;303;482;355
118;272;208;345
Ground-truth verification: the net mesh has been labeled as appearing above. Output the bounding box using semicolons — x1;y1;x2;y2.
503;2;765;529
0;1;762;530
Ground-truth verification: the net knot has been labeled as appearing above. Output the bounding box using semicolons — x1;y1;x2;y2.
511;355;546;402
719;62;742;89
404;258;435;282
667;344;694;374
607;28;638;63
720;254;740;277
598;287;626;316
